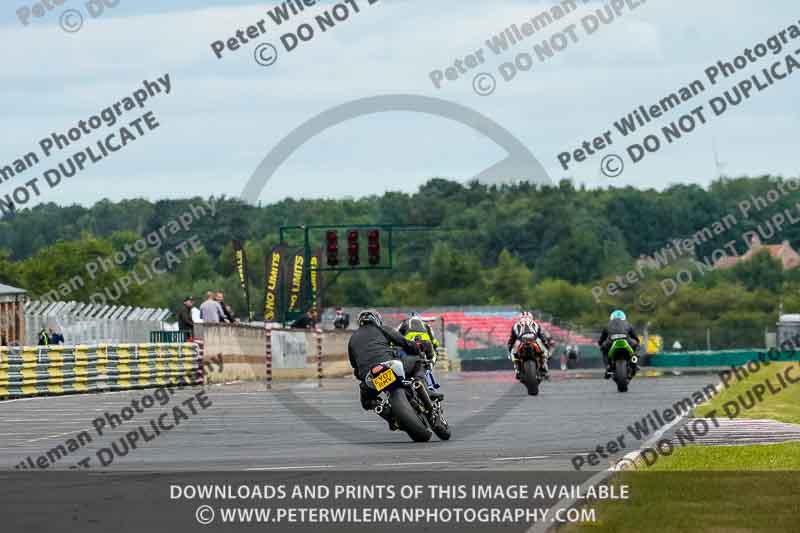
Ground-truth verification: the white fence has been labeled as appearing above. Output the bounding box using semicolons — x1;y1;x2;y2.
24;301;170;345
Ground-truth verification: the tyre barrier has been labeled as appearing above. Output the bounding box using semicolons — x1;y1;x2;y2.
0;343;203;400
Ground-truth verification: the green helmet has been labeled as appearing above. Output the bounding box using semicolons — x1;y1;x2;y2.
610;310;627;321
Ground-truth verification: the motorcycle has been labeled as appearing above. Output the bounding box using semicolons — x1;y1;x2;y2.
515;336;550;396
607;335;638;393
364;356;450;443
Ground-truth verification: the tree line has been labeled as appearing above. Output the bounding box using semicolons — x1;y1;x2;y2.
1;175;798;349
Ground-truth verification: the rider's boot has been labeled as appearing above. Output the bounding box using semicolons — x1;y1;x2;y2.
604;362;613;379
540;357;550;380
423;368;444;402
375;402;398;431
359;382;380;410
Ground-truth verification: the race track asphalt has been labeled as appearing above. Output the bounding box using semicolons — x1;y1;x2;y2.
0;371;720;472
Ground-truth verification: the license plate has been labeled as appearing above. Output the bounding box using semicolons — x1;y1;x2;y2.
372;369;397;391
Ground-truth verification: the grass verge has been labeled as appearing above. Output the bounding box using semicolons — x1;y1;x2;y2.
693;361;800;425
562;362;800;531
561;470;800;532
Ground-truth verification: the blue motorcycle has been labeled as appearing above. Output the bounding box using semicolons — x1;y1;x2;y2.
364;358;450;442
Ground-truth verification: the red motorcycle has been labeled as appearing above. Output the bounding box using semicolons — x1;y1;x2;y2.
515;336;551;396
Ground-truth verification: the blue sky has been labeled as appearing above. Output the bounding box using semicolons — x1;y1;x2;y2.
1;0;798;207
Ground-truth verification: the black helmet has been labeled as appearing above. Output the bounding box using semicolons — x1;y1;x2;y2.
357;309;382;327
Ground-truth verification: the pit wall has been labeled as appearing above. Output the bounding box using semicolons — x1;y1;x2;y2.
194;324;354;383
193;324;454;383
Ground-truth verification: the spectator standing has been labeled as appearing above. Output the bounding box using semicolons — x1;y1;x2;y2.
49;327;65;345
291;309;318;330
224;304;240;323
200;291;226;323
215;291;234;323
191;304;203;325
38;327;50;346
333;308;350;330
177;296;195;339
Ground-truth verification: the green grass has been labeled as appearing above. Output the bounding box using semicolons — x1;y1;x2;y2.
640;441;800;471
562;471;800;532
563;363;800;531
693;361;800;425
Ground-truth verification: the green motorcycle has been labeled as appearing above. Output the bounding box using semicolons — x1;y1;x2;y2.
607;336;638;393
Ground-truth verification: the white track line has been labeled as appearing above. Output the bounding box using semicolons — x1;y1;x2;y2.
245;465;333;471
22;430;78;444
529;380;723;533
493;456;548;461
374;461;452;467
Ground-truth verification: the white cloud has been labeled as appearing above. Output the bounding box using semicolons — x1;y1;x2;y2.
1;0;799;207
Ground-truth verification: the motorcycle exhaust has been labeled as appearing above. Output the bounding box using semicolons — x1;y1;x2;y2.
413;380;435;411
375;404;384;415
631;355;639;364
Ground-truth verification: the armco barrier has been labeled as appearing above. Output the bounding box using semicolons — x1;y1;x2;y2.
0;343;202;400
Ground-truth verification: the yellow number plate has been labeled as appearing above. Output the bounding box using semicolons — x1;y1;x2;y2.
373;370;397;391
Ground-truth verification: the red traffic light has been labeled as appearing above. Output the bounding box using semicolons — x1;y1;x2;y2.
325;230;339;266
367;229;380;265
347;229;359;266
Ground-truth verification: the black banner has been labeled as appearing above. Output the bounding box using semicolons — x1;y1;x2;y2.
287;252;305;314
263;244;287;322
232;240;252;321
307;249;321;312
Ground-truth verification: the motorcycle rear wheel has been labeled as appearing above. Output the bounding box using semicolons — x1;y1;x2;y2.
523;359;540;396
615;360;629;393
390;389;432;442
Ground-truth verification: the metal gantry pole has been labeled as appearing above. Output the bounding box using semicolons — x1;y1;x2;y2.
316;328;324;389
265;326;273;391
